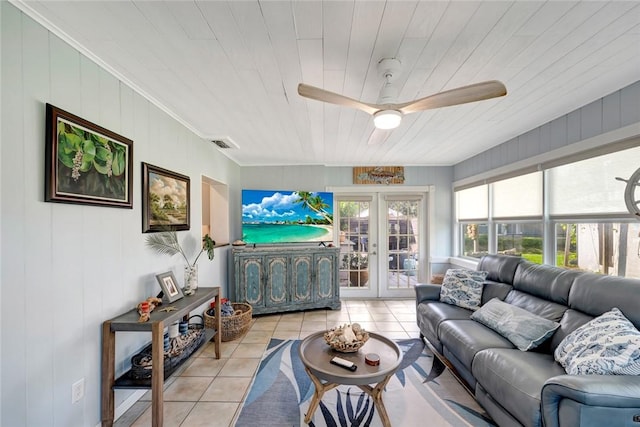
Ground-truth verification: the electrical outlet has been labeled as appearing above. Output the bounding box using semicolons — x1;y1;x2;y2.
71;378;85;404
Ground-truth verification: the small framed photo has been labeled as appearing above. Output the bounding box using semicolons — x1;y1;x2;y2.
45;103;133;208
142;162;190;233
155;271;183;303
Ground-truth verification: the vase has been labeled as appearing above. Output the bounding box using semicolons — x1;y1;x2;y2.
349;271;369;287
184;264;198;295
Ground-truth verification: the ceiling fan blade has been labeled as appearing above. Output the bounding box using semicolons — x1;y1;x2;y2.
298;83;379;115
397;80;507;114
367;128;394;145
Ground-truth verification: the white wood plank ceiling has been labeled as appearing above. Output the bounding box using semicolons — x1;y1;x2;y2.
14;1;640;166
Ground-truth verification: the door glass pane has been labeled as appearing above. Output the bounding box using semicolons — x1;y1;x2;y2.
386;199;419;289
339;201;370;288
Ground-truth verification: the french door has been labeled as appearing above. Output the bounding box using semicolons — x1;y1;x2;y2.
336;191;427;298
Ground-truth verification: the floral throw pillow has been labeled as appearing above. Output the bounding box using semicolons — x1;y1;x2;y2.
554;308;640;375
439;268;488;311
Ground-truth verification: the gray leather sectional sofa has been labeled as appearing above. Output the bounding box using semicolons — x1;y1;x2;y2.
415;254;640;427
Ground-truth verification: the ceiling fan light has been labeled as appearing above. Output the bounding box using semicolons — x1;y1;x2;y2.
373;110;402;129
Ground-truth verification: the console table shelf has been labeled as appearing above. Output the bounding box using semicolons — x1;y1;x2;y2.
112;328;215;390
101;287;221;427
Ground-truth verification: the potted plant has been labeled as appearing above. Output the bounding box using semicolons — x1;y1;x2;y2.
342;252;369;287
145;231;215;295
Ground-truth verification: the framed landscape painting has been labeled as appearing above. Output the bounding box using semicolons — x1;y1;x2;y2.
45;103;133;208
142;162;190;233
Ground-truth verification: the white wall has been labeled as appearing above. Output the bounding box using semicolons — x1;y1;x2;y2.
0;3;240;426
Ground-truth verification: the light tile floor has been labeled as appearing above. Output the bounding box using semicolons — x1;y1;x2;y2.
115;299;419;427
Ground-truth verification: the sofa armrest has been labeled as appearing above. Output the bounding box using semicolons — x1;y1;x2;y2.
541;375;640;427
415;284;441;305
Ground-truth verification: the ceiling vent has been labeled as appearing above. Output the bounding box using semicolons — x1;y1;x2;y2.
209;136;239;149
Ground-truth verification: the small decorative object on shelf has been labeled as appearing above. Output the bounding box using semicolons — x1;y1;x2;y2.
145;231;215;295
136;297;163;322
324;323;370;353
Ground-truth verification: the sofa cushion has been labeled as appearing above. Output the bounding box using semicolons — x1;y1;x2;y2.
548;308;593;351
477;254;522;283
554;308;640;375
416;301;471;352
569;274;640;329
504;290;568;323
513;261;579;305
439;268;488;311
471;298;560;351
480;280;513;305
473;348;566;427
439;320;514;370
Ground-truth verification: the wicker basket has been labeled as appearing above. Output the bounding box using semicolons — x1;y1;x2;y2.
130;316;205;379
204;302;252;342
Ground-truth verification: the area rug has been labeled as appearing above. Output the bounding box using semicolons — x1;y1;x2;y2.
235;338;495;427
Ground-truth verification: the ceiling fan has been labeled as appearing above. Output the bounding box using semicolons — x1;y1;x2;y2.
297;58;507;143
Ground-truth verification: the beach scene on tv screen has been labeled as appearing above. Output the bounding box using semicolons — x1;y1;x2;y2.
242;190;334;244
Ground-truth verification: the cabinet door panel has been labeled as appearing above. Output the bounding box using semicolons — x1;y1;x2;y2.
266;256;288;306
292;255;312;302
241;257;263;307
315;254;334;300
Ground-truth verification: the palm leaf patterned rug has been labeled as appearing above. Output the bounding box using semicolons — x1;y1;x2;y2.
235;338;495;427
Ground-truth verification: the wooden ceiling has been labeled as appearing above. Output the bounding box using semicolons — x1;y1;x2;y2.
15;1;640;166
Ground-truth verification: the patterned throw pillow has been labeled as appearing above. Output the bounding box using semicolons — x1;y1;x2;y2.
439;268;488;311
554;308;640;375
471;298;560;351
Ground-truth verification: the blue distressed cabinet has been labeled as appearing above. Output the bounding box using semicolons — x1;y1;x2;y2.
232;247;341;315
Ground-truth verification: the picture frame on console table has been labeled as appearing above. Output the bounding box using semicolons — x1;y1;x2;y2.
45;103;133;208
155;271;183;303
142;162;190;233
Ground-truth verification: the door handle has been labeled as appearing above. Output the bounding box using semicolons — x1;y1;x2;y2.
370;251;377;256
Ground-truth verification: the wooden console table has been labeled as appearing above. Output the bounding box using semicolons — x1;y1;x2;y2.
101;287;221;427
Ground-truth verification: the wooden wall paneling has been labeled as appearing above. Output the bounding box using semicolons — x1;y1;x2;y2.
602;90;622;133
566;109;582;146
549;115;568;151
1;5;27;426
581;99;603;141
621;81;640;127
539;122;552;155
49;32;86;427
22;13;55;426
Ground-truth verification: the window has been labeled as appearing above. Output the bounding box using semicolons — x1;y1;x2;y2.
548;147;640;216
462;223;489;258
555;222;640;278
497;222;543;264
454;145;640;277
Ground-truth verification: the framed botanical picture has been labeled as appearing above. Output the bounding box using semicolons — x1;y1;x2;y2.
142;162;190;233
45;103;133;208
155;271;183;303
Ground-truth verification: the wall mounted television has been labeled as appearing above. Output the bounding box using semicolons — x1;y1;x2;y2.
242;189;334;244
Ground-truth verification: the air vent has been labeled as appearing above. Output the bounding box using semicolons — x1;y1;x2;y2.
209;136;239;149
212;139;231;149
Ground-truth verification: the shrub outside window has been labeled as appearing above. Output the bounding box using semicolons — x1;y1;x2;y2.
497;223;543;264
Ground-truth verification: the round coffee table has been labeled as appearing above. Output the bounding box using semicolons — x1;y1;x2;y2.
298;331;403;427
